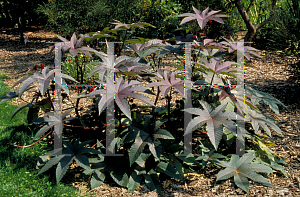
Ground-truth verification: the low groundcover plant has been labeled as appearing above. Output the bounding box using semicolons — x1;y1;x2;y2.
0;5;290;194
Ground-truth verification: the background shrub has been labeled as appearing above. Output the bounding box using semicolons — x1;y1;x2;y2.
36;0;237;40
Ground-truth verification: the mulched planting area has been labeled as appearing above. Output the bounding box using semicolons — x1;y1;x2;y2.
0;27;299;196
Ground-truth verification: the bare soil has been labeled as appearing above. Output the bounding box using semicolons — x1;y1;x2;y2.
0;27;299;196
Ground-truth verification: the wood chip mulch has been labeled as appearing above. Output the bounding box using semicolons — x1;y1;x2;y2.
0;27;299;196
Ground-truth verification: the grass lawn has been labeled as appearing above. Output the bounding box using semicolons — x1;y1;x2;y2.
0;77;91;197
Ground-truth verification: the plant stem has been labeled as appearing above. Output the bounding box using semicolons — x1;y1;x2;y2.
167;87;172;127
47;89;54;111
152;86;160;121
74;55;82;118
172;52;185;64
205;73;215;102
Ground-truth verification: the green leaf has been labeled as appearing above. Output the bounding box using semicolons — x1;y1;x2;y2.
37;154;64;176
56;156;74;184
147;138;162;160
216;153;275;193
135;153;151;168
257;140;278;161
167;154;185;180
245;86;288;115
153;129;175;139
127;170;143;192
74;155;90;170
107;168;129;187
144;170;161;193
91;170;106;189
121;129;139;144
176;152;199;166
129;136;147;166
156;161;183;180
246;109;283;137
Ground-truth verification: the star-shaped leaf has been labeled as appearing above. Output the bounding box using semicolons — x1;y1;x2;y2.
125;116;173;166
37;137;101;184
31;108;77;140
245;86;288;115
15;66;78;97
111;20;145;29
220;37;262;60
184;100;244;149
86;77;154;120
215;153;275;193
148;70;190;98
88;56;149;81
57;32;105;57
176;6;228;29
198;57;236;74
246;109;283;137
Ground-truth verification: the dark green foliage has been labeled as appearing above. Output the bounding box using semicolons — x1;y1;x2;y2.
253;0;300;57
0;0;47;28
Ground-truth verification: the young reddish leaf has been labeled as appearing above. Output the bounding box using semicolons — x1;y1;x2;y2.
111;19;145;29
220;37;262;60
86;77;154;120
56;32;106;57
176;6;228;29
198;58;236;74
148;70;190;98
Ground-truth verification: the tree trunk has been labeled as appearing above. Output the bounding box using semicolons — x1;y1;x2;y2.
234;0;277;44
19;16;24;44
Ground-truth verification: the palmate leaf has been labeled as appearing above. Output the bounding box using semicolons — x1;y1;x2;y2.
246;150;288;178
0;89;28;105
245;86;288;115
37;138;101;184
176;6;228;29
127;170;143;192
198;58;236;74
90;169;106;189
144;169;161;194
220;37;262;60
127;116;174;166
246;108;283;137
127;39;171;57
83;158;106;189
196;149;226;169
157;45;184;58
88;55;143;81
164;154;185;180
184;100;244;149
85;77;154;120
111;19;145;29
106;167;129;187
218;85;259;114
129;134;147;166
31;108;77;140
215;153;275;193
14;66;78;97
148;70;191;98
156;161;183;180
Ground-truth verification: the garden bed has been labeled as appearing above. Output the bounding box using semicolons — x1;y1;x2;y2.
0;27;299;196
